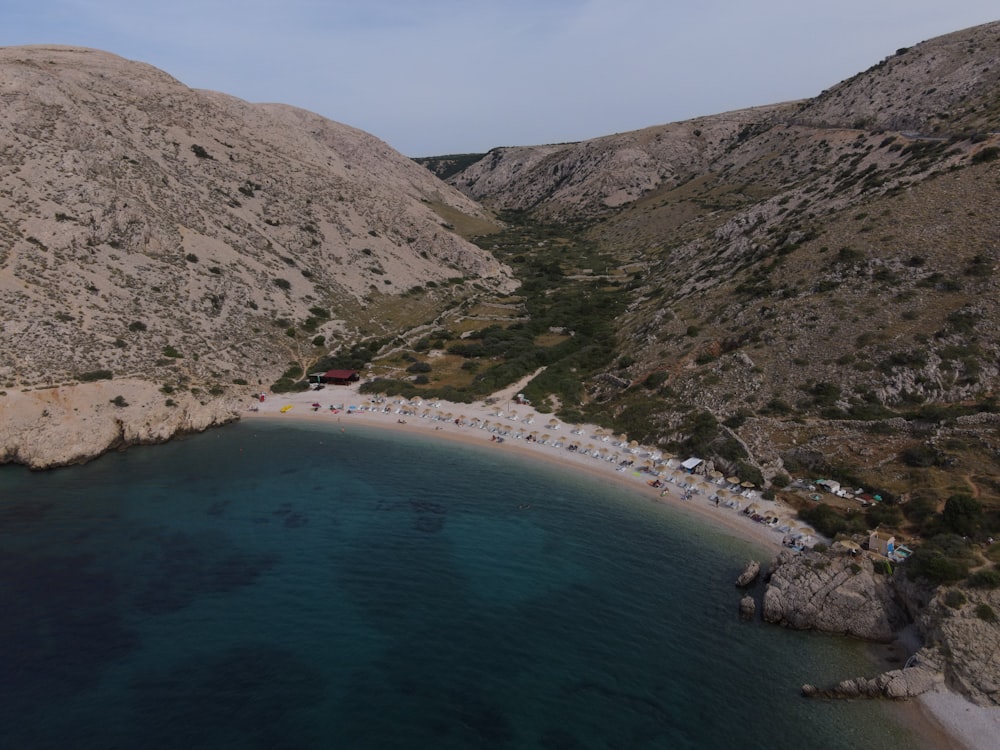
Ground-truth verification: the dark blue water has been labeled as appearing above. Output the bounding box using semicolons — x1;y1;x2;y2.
0;420;923;748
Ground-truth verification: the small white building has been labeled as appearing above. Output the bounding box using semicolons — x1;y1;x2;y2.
681;457;703;473
868;530;896;557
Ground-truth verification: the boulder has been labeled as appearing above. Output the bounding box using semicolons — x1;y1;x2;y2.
762;549;904;641
739;595;756;619
735;560;761;587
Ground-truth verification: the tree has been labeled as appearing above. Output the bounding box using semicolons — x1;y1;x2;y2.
942;494;983;537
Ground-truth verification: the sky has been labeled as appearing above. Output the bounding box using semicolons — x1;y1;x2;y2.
4;1;999;156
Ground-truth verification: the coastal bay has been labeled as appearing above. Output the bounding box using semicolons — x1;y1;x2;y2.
0;409;952;748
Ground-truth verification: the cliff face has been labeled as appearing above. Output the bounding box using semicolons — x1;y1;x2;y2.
762;549;905;641
764;550;1000;706
923;585;1000;706
0;381;242;469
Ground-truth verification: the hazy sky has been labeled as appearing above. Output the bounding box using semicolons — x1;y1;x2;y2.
4;1;998;156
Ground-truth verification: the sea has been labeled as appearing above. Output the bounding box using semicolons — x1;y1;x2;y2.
0;419;929;749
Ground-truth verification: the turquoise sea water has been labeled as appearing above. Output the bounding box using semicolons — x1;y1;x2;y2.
0;420;924;749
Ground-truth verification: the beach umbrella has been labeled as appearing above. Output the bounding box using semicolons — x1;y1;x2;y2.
716;488;731;501
797;525;815;535
524;413;536;424
585;443;596;454
508;410;518;421
617;433;629;445
726;476;741;485
611;452;621;463
541;433;551;444
571;425;584;435
421;408;432;418
709;470;724;480
741;481;755;489
745;503;760;514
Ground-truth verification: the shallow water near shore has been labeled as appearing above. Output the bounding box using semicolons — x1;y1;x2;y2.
0;420;927;748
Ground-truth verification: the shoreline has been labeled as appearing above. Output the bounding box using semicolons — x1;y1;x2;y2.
243;385;789;554
242;383;999;750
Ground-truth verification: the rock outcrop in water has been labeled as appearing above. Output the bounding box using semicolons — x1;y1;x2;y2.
801;647;943;699
735;560;761;587
761;548;1000;707
762;549;905;641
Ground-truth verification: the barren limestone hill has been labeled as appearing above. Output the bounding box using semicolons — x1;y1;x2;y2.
422;104;796;218
0;45;514;392
429;20;1000;500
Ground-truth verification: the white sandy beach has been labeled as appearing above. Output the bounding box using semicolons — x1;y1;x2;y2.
241;379;1000;750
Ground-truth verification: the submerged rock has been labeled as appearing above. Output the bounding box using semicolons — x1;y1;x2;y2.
739;595;756;619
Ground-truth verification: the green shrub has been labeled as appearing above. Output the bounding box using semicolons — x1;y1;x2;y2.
273;278;291;290
644;371;669;390
406;362;432;374
128;321;147;332
942;494;983;537
967;569;1000;589
975;603;997;623
943;589;967;609
110;395;128;407
972;147;1000;164
162;345;183;359
78;369;113;382
270;378;309;394
907;535;974;584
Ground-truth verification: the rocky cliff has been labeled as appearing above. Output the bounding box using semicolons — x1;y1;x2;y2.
763;549;905;641
0;380;243;469
762;549;1000;706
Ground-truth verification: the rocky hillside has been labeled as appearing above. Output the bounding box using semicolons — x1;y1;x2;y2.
0;45;514;395
419;103;795;218
428;20;1000;503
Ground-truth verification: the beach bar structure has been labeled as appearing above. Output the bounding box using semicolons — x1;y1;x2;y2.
681;457;703;473
308;369;360;386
